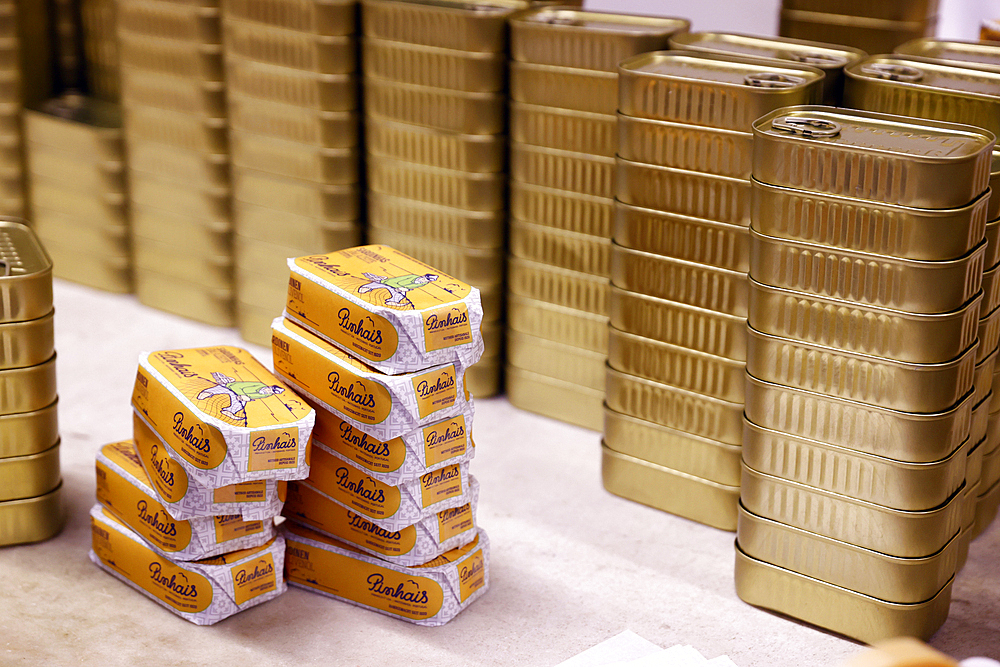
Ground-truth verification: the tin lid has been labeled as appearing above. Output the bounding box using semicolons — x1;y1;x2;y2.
361;36;506;93
510;61;619;116
223;16;358;75
360;0;529;53
0;220;53;323
507;293;609;354
224;0;357;36
366;191;505;249
895;38;1000;70
506;364;604;431
506;330;606;391
752;105;995;209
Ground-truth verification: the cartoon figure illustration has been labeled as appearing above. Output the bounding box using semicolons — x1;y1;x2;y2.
357;272;439;306
196;372;285;420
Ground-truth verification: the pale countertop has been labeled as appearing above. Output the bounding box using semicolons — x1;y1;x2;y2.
0;280;996;666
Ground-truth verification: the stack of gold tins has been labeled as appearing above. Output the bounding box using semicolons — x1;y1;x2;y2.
275;245;490;626
24;95;130;293
223;0;362;347
736;105;994;643
779;0;936;55
360;0;525;398
602;51;823;530
81;0;120;102
844;51;1000;544
117;0;234;325
505;8;688;428
91;345;316;625
0;221;61;548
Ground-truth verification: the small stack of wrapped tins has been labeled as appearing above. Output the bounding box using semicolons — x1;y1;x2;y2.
601;51;822;530
275;245;490;626
361;0;519;398
91;345;315;625
736;106;994;643
504;8;687;430
224;0;363;346
0;221;61;548
118;0;234;325
779;0;936;55
24;95;130;293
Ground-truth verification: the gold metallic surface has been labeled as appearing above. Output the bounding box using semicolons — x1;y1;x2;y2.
506;330;605;391
36;238;131;294
127;140;229;188
224;16;357;74
0;311;54;371
780;0;937;21
223;0;357;36
779;10;935;57
118;33;224;81
129;169;230;223
982;261;1000;313
509;218;610;277
978;308;1000;364
510;102;615;158
895;38;1000;70
617;113;752;179
464;355;502;399
234;233;305;286
118;0;221;43
237;298;274;347
134;268;235;327
231;131;359;185
367;192;505;249
510;181;613;238
132;203;231;257
226;57;358;111
234;200;360;249
366;115;505;173
232;166;360;221
990;153;1000;220
124;103;229;154
972;477;1000;538
24;98;123;160
511;143;614;199
121;67;226;117
366;227;504;287
132;235;233;292
366;154;505;211
985;219;1000;268
508;256;608;315
0;481;63;546
362;36;505;92
360;0;527;52
617;157;751;225
363;75;504;135
0;399;58;459
26;144;124;194
228;93;359;148
506;364;603;431
0;355;57;416
507;293;608;353
0;440;60;502
971;394;991;456
510;61;617;115
0;220;53;323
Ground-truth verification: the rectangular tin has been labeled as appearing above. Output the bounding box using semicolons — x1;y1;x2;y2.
26;144;125;194
121;67;226;118
129;169;230;223
132;235;233;292
223;17;356;75
232;166;359;221
510;102;616;158
124;104;228;154
983;261;1000;314
35;238;132;295
235;234;312;285
751;178;989;262
30;175;125;225
985;218;1000;269
366;154;505;212
237;298;274;347
222;0;357;36
510;8;688;73
973;477;1000;538
226;57;358;112
505;364;603;431
365;115;505;174
366;192;504;250
509;61;617;115
780;0;937;22
509;219;610;277
0;482;62;546
236;268;287;317
0;441;60;502
132;203;231;258
895;38;1000;70
118;33;223;81
601;443;739;531
364;229;504;288
134;267;236;327
753;106;994;209
231;131;359;185
0;309;53;370
508;293;608;354
0;399;58;459
363;76;504;135
506;330;605;391
618;51;824;130
228;93;359;148
0;354;57;416
750;228;986;315
234;200;360;249
128;140;229;188
982;439;1000;490
0;220;53;323
118;0;221;43
990;153;1000;221
359;0;526;52
779;11;936;58
464;355;501;399
979;309;1000;366
362;36;505;93
617;113;753;179
511;143;614;199
509;181;613;238
507;256;608;316
972;394;992;456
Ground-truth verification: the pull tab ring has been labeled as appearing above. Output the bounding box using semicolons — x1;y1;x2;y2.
859;63;924;82
771;116;842;138
744;72;806;88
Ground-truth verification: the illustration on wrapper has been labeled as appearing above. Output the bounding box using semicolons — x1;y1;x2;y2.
198;372;287;422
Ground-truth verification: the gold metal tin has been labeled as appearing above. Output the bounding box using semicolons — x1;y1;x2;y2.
982;439;1000;490
618;51;824;130
973;477;1000;538
613;201;750;272
971;394;991;457
990;153;1000;221
223;0;357;36
481;319;503;359
617;114;753;179
365;115;504;173
359;0;527;53
753;106;994;209
224;17;356;75
609;326;744;403
23;99;122;160
81;0;121;101
507;293;608;353
366;154;505;211
0;482;63;546
235;233;309;286
129;170;230;223
118;0;220;43
511;143;614;199
366;192;505;249
0;311;53;371
605;364;743;446
26;145;125;194
509;61;617;115
506;364;603;431
478;281;503;323
237;298;273;348
132;204;231;258
228;93;359;148
0;220;53;324
121;67;225;118
895;38;1000;70
464;355;501;399
132;235;233;292
748;279;981;365
365;228;504;288
983;261;1000;313
118;33;224;82
741;461;964;558
616;158;751;226
509;181;613;238
234;200;360;250
0;355;57;416
236;268;286;314
362;36;505;93
510;8;688;73
128;141;229;188
986;219;1000;269
226;57;358;112
744;418;967;511
611;243;748;317
508;256;608;315
845;55;1000;138
979;309;1000;366
363;76;504;135
780;0;938;22
124;104;228;154
232;166;360;221
506;330;605;391
134;268;235;328
751;178;989;262
779;11;936;58
602;443;739;531
750;228;986;315
604;404;741;486
509;219;610;277
510;102;615;158
609;285;747;361
0;441;60;502
37;236;131;294
968;439;986;493
231;131;358;185
0;399;58;459
738;503;958;605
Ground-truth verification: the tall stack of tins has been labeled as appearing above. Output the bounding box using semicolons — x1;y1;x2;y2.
504;9;688;429
844;53;1000;543
81;0;120;102
360;0;522;398
0;222;62;547
223;0;362;347
24;96;130;293
736;106;993;643
90;346;315;625
778;0;937;55
117;0;234;325
275;246;490;626
602;52;822;530
0;0;31;219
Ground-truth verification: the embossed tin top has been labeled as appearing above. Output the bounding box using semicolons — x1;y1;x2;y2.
895;38;1000;70
360;0;528;53
0;220;53;323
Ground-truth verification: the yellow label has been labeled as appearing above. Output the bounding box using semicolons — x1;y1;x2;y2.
285;531;445;621
132;414;190;505
91;510;214;614
422;303;473;352
96;460;193;553
101;441;149;481
416;534;480;568
312;404;405;475
230;553;278;605
212;480;268;504
247;427;301;472
457;549;485;603
214;515;264;544
272;322;393;427
419;465;463;509
284;482;417;558
411;366;457;419
437;503;474;543
422;415;468;467
308;444;401;519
